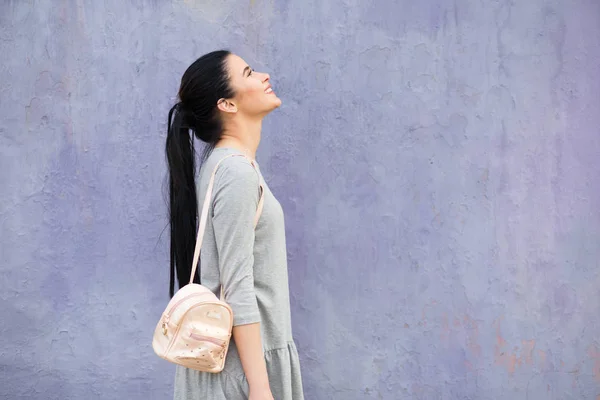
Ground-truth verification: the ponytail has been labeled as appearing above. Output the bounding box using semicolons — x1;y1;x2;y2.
166;104;199;297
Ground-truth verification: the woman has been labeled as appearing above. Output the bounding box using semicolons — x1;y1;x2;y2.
165;50;304;400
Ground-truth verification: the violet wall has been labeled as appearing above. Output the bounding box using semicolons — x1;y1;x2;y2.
1;0;599;399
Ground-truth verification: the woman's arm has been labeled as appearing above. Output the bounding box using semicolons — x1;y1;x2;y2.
233;323;273;399
211;158;272;397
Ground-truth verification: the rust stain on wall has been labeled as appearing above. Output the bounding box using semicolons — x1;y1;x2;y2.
494;318;537;375
589;345;600;382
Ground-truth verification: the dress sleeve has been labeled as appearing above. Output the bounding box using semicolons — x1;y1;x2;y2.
211;157;261;326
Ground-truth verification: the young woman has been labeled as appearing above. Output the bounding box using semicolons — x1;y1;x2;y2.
165;50;304;400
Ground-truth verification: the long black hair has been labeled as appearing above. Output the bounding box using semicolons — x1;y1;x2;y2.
166;50;235;297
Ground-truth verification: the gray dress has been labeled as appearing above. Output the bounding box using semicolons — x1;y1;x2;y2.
173;148;304;400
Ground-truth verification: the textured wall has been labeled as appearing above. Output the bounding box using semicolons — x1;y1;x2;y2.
1;0;599;399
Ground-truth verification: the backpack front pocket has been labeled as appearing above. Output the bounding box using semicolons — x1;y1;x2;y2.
173;331;227;370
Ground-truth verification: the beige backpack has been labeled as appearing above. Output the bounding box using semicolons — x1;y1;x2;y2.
152;154;264;372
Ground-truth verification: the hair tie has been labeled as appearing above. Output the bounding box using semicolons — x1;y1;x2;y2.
168;102;184;133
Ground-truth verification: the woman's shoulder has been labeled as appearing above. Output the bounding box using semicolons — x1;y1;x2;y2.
205;149;260;189
213;149;256;173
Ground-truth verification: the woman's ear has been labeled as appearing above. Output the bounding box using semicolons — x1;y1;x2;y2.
217;98;238;114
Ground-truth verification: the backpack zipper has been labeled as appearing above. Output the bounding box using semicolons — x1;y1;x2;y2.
162;292;214;335
189;333;226;347
164;302;233;355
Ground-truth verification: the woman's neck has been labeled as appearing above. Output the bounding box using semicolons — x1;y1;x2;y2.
217;117;262;159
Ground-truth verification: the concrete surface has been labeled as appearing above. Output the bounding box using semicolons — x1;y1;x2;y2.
1;0;599;399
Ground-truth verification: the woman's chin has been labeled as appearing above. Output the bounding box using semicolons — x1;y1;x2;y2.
260;97;282;116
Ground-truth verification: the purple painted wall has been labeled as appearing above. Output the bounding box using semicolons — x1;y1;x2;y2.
1;0;599;399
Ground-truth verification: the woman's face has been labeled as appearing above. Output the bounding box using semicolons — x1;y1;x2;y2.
222;53;281;117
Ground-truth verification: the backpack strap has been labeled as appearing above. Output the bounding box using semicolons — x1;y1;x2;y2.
188;153;264;289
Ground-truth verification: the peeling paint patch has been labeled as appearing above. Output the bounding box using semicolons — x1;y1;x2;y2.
538;350;547;369
463;314;481;358
589;345;600;382
493;319;538;375
521;340;535;365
